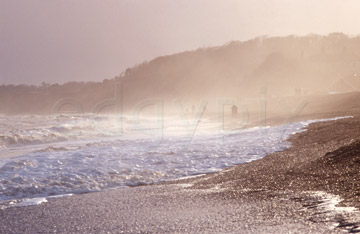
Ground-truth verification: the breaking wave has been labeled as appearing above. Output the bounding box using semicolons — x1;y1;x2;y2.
0;115;351;202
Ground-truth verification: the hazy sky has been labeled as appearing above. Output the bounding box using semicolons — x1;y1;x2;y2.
1;0;360;85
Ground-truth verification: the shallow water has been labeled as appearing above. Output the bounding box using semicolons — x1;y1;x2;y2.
0;114;351;201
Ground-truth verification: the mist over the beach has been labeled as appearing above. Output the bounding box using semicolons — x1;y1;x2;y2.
3;1;360;233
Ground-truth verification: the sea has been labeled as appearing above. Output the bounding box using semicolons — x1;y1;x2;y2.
0;114;350;206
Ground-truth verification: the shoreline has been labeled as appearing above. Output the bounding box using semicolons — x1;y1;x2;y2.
186;115;360;206
0;114;350;202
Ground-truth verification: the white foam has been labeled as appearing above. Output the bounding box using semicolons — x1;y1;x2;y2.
0;115;352;201
11;197;48;207
310;191;357;213
177;183;194;188
305;190;360;231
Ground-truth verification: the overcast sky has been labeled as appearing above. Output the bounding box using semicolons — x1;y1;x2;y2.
1;0;360;85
